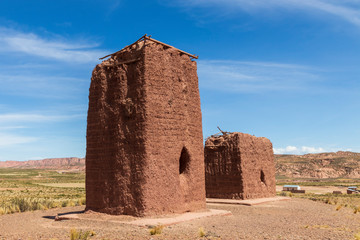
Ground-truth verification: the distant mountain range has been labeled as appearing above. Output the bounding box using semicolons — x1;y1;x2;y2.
0;157;85;170
1;151;360;179
275;151;360;179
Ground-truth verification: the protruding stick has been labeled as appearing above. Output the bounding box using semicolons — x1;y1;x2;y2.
217;126;227;135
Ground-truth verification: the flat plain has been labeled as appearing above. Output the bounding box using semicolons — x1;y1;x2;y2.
0;168;85;214
2;169;360;239
1;198;360;239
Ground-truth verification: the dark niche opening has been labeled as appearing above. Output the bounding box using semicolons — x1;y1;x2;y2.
179;147;190;174
260;170;266;185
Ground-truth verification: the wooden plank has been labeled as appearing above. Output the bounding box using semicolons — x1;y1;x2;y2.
102;58;141;67
99;34;198;60
144;36;198;59
99;34;147;60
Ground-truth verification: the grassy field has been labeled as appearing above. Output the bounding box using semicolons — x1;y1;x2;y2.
277;177;360;213
0;168;85;215
278;191;360;213
276;175;360;186
2;167;360;217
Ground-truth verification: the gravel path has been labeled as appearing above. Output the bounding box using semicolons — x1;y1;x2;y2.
0;198;359;239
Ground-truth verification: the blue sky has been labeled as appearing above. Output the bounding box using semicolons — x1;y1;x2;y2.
0;0;360;160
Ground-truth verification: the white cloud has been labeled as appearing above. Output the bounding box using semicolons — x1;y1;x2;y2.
0;73;88;98
198;60;319;93
301;146;325;153
0;27;106;63
177;0;360;27
0;113;82;123
273;145;299;154
0;112;84;150
0;133;37;147
274;145;325;154
0;126;26;130
27;156;46;160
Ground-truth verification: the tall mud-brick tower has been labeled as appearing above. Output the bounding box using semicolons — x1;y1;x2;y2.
86;35;206;216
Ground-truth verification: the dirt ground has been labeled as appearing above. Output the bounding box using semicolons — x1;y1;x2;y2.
1;198;360;240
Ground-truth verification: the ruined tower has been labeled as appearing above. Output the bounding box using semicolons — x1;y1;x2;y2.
205;132;276;199
86;35;206;216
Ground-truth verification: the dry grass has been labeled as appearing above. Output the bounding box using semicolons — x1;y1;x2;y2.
336;204;343;211
36;183;85;188
199;227;206;237
70;228;96;240
149;225;164;235
278;191;360;215
0;168;85;215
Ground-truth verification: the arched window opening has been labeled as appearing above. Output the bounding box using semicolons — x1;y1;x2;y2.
179;147;190;174
260;170;266;185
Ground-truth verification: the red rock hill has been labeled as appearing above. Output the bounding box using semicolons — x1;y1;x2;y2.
275;151;360;179
0;157;85;170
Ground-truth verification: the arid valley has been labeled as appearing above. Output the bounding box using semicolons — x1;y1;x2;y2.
1;152;360;239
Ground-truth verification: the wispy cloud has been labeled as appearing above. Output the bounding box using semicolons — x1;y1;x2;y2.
198;60;320;93
177;0;360;27
106;0;122;15
0;27;106;63
0;25;95;160
274;145;325;154
0;126;26;130
0;113;82;123
0;73;88;98
0;112;84;149
0;133;37;147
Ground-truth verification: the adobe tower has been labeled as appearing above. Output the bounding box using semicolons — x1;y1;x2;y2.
86;35;206;216
205;132;276;199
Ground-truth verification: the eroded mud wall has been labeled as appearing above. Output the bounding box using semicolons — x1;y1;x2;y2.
239;133;276;199
86;45;147;216
142;43;206;214
205;132;275;199
205;134;243;199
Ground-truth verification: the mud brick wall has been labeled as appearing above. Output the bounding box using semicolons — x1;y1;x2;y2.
86;41;206;216
205;132;275;199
